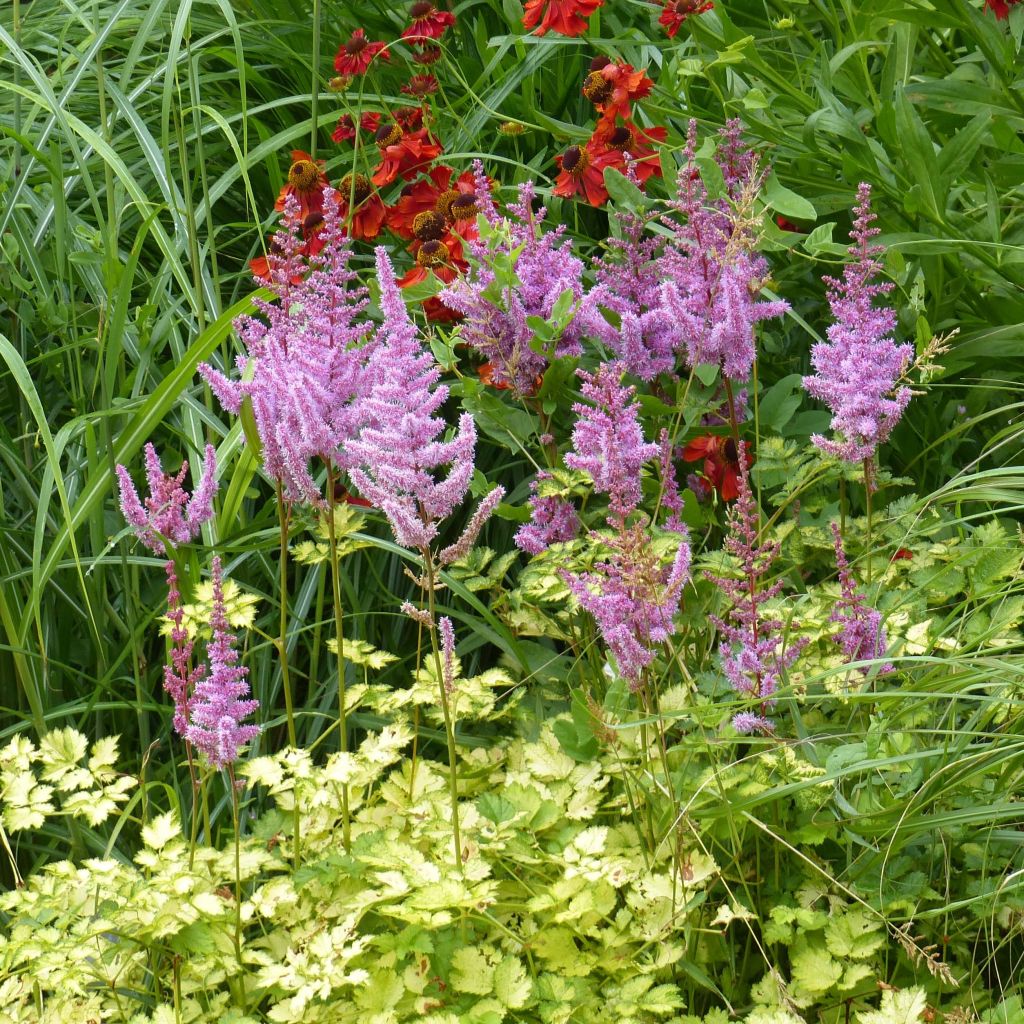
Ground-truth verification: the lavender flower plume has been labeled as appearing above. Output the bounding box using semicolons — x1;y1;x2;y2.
657;429;687;534
565;361;659;521
830;523;892;674
438;485;506;565
116;443;217;554
562;522;690;689
803;184;914;464
514;475;580;555
164;561;205;737
347;248;477;551
657;119;788;382
198;190;375;504
707;451;805;733
185;557;260;769
439;178;605;395
439;616;456;695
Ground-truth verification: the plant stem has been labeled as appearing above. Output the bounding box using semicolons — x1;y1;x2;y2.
863;457;873;586
423;547;464;875
325;465;351;849
228;766;243;969
276;483;297;747
310;0;321;159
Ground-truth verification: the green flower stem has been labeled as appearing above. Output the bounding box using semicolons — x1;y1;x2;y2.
276;483;297;748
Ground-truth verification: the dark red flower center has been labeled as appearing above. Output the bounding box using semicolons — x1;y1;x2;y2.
589;54;613;71
606;126;633;150
288;159;322;192
434;188;461;220
417;239;450;267
723;437;738;465
374;122;403;148
410;0;434;18
303;212;325;236
340;173;373;204
345;33;368;55
582;70;613;104
413;210;447;241
561;145;590;176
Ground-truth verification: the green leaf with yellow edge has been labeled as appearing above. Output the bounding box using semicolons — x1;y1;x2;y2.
858;987;929;1024
451;947;497;995
493;956;532;1009
142;810;181;851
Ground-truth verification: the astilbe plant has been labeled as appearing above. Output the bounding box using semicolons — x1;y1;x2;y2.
439;167;604;394
559;362;691;688
184;556;260;770
830;522;893;675
116;442;217;554
199;189;375;504
803;183;914;468
658;119;788;382
514;474;580;554
163;561;205;737
708;450;805;733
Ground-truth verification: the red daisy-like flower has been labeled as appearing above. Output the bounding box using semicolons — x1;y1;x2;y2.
371;123;444;187
890;548;914;562
584;61;654;123
274;150;330;218
334;29;391;76
590;119;666;187
775;215;803;233
402;74;440;98
338;174;388;241
681;434;749;502
422;295;462;323
250;212;327;283
411;42;443;64
658;0;713;38
553;143;617;206
522;0;604;37
402;0;456;40
397;238;460;288
332;111;385;144
395;106;425;130
985;0;1022;16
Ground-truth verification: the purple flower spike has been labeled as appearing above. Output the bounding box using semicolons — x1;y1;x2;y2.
164;561;205;737
515;476;580;555
347;248;477;551
185;557;260;770
803;184;914;464
830;523;893;674
565;361;659;521
116;443;217;554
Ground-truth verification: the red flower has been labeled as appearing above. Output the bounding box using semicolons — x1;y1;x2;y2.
589;120;666;187
274;150;329;218
402;74;440;97
397;238;459;288
411;42;443;64
422;296;463;322
338;174;388;241
332;111;385;144
985;0;1021;15
386;165;476;237
402;0;456;40
682;434;748;502
890;548;914;562
371;123;444;187
658;0;713;38
395;106;425;130
775;215;803;233
553;143;617;206
583;61;654;123
334;29;390;76
250;212;327;283
522;0;604;37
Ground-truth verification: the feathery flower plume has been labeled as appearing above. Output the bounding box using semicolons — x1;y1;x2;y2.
707;450;804;733
438;484;507;565
439;616;457;694
565;362;660;521
116;443;217;554
164;561;205;737
562;523;690;689
515;476;580;554
185;557;260;770
658;119;787;382
439;177;604;394
347;249;483;551
830;523;893;674
802;183;913;464
657;429;687;533
199;190;375;504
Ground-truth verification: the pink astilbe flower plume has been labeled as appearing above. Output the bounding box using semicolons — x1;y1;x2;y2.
116;443;217;554
707;450;805;733
803;183;914;465
565;361;659;521
348;248;501;552
830;523;893;674
198;190;375;504
439;173;605;394
185;557;260;770
658;119;788;382
514;475;580;555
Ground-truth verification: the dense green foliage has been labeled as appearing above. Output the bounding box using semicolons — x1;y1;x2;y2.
1;0;1023;1022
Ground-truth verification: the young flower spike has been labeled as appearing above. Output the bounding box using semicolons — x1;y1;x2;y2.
185;557;260;770
164;561;205;737
802;183;914;465
830;523;893;674
117;443;217;554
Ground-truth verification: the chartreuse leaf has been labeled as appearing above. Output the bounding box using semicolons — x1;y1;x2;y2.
858;988;929;1024
142;810;181;851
